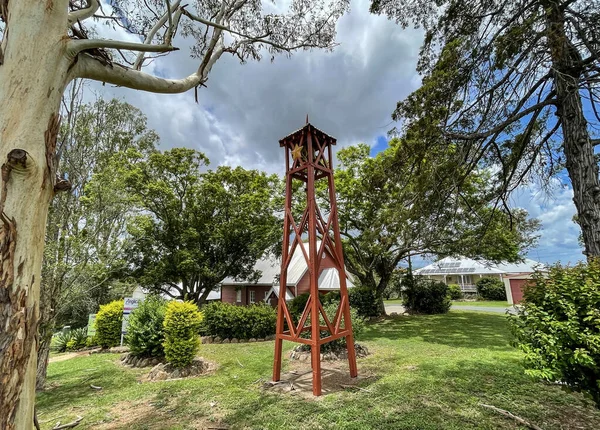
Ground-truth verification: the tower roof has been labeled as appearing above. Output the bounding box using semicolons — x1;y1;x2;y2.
279;122;336;147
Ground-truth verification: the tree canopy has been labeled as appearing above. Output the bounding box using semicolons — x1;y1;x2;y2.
117;147;281;303
370;0;600;258
330;139;540;312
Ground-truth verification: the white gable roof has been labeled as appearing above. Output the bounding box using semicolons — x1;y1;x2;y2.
222;241;339;287
318;268;355;290
414;256;544;276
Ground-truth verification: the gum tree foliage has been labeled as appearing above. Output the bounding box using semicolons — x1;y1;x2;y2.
370;0;600;258
119;148;281;304
329;141;539;315
0;1;348;426
38;94;157;389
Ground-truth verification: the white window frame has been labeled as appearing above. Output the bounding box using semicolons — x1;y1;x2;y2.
250;290;256;304
264;291;269;300
236;289;242;303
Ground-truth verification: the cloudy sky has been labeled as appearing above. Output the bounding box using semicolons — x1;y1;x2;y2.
88;0;583;266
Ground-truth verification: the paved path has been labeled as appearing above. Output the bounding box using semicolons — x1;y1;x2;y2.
385;304;511;314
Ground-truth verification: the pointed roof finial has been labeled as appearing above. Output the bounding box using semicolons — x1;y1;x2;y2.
306;114;309;124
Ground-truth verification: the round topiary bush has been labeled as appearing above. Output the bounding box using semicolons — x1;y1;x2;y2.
403;278;451;314
163;301;203;368
476;277;507;300
448;284;463;300
126;295;167;358
95;300;124;348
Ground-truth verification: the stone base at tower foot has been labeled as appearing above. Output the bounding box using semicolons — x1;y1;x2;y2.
264;361;374;397
289;343;369;362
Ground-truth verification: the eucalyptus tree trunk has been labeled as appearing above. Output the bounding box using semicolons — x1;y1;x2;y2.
0;1;74;427
546;2;600;258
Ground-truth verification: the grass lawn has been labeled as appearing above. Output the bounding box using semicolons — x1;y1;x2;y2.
452;301;509;307
384;299;509;308
383;299;403;305
37;311;600;429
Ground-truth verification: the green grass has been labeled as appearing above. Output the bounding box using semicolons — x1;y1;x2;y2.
452;301;509;307
383;299;403;305
37;311;600;429
384;300;509;308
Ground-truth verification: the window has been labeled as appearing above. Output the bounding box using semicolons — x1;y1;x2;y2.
250;290;256;304
264;291;270;300
236;289;242;303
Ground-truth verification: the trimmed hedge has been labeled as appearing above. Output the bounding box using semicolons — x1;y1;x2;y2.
403;278;451;314
448;284;463;300
476;277;507;300
510;261;600;406
203;301;276;340
95;300;123;348
163;301;203;368
126;296;167;358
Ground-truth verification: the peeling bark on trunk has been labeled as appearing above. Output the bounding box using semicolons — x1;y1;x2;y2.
0;1;73;428
36;307;55;391
546;2;600;258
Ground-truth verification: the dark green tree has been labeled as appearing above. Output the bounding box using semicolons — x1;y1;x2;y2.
370;0;600;257
331;140;539;314
121;148;281;304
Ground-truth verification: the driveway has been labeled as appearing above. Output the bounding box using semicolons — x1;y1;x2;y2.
384;304;513;314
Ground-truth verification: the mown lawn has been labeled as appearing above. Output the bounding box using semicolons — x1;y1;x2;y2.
452;300;509;307
383;299;509;308
37;311;600;429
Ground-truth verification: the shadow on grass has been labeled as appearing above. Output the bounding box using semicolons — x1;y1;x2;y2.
36;358;140;411
360;311;512;351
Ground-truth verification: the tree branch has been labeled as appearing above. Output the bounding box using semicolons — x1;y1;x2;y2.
181;7;314;52
446;97;557;141
68;39;178;56
133;0;182;70
68;0;100;25
74;54;205;93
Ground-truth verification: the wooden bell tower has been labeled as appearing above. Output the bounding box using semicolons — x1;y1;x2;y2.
272;119;358;396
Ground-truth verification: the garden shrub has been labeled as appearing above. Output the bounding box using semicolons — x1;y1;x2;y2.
448;284;463;300
321;290;340;306
203;301;276;340
52;327;88;352
126;296;167;358
403;277;451;314
296;300;366;353
510;261;600;406
287;293;310;322
476;277;507;300
85;335;98;348
163;301;203;368
95;300;124;348
348;286;379;318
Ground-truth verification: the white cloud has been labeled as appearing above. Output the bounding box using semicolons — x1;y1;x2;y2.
84;0;582;265
511;179;584;265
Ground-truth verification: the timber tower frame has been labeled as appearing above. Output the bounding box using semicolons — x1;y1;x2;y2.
272;119;358;396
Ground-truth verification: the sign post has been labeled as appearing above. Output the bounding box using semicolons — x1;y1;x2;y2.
121;297;141;346
86;314;97;337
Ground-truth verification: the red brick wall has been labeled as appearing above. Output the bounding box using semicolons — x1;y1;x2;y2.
246;285;272;304
296;252;339;295
221;285;239;305
221;285;272;306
